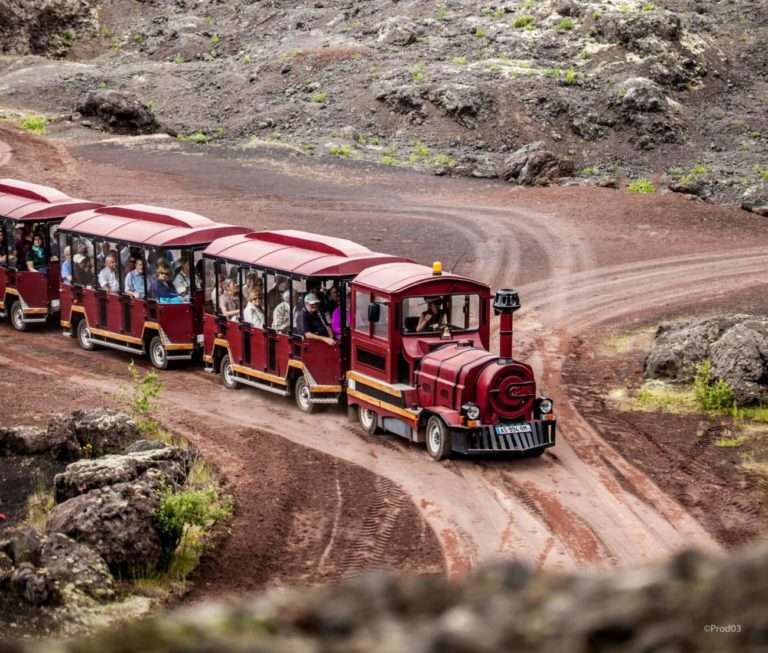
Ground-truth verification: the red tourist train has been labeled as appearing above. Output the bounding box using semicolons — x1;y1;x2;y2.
0;178;556;460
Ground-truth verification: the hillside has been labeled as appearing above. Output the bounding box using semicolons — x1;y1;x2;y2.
0;0;766;209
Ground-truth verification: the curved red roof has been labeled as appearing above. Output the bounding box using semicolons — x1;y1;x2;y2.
0;178;102;221
60;204;250;247
204;230;411;277
353;262;489;294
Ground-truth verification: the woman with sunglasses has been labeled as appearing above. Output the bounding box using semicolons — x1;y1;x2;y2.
150;262;179;302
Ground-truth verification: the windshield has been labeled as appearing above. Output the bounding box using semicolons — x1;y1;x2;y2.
402;294;480;334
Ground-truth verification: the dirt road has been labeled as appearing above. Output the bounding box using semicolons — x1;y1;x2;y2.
3;126;767;589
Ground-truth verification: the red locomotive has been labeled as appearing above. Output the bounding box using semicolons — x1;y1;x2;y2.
0;178;556;461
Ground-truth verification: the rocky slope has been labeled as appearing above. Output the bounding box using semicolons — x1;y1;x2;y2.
3;542;766;653
0;0;765;209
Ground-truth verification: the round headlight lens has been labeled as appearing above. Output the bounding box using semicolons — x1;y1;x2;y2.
463;403;481;420
538;398;554;415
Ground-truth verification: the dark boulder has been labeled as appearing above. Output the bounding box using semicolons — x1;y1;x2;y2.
429;83;489;129
500;142;574;186
41;533;115;601
69;409;140;457
77;90;160;135
46;480;163;574
10;563;55;606
0;526;43;566
740;184;768;217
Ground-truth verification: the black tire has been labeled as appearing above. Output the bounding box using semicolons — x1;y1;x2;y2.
148;336;169;370
220;355;239;390
357;405;379;435
294;375;315;414
76;319;96;351
425;415;451;461
9;301;26;332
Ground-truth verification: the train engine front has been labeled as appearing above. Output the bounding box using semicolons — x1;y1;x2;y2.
347;262;556;460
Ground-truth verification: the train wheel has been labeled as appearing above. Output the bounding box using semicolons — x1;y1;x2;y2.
358;405;379;435
148;336;169;370
10;302;26;332
220;355;239;390
294;376;315;414
425;416;451;461
76;319;96;351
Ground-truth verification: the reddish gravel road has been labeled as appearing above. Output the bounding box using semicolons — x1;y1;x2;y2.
2;126;767;591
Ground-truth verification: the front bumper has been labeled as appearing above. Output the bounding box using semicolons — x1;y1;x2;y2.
450;419;556;455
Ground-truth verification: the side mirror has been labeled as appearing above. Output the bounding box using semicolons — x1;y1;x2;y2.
368;302;381;323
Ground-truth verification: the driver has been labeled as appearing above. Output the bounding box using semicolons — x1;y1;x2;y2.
416;296;446;332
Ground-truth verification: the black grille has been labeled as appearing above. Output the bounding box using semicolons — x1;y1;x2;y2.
468;421;555;452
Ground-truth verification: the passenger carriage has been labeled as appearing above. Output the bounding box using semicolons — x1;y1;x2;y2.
57;204;249;367
0;179;102;330
201;230;408;410
346;262;557;460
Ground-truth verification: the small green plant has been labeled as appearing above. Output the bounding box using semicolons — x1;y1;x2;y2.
543;67;562;79
25;481;54;530
580;166;596;176
474;27;488;38
379;154;398;166
452;56;467;65
753;164;768;182
694;360;735;412
432;152;457;168
310;91;328;103
513;15;535;29
242;54;252;65
563;66;578;85
117;361;168;439
154;486;231;571
173;53;184;64
411;63;425;82
409;141;431;163
328;144;353;157
714;435;747;448
557;17;575;30
99;25;114;39
18;115;48;135
179;131;210;145
592;10;602;21
435;5;449;20
58;29;77;48
210;33;221;47
641;2;655;11
132;32;145;45
627;178;656;193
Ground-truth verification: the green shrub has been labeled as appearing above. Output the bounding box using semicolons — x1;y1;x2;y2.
557;18;575;30
410;63;425;82
642;2;655;11
432;153;457;168
116;362;169;441
328;144;353;157
379;154;398;166
627;178;656;193
18;115;48;135
181;131;210;145
173;53;184;64
563;66;578;85
474;27;487;38
452;56;467;65
753;164;768;182
154;487;231;571
310;91;327;103
513;15;535;29
693;360;735;412
409;141;430;162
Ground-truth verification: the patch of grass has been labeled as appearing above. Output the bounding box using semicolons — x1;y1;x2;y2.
513;14;535;29
580;166;596;176
432;152;457;169
641;2;655;11
474;27;488;38
99;25;114;39
310;91;328;103
179;131;210;145
563;66;578;85
210;33;221;47
543;67;562;79
25;482;55;531
410;63;425;82
328;144;353;158
634;383;697;413
173;53;184;64
627;178;656;193
132;32;145;45
677;163;710;184
409;141;431;163
694;360;735;412
452;56;467;66
18;115;48;135
242;54;252;65
379;154;398;166
557;18;575;31
435;5;449;21
57;29;77;49
715;436;748;448
753;164;768;182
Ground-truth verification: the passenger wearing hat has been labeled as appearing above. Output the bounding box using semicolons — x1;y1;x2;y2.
299;292;335;345
416;295;447;332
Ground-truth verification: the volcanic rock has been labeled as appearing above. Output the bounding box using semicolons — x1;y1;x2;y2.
41;533;115;600
740;184;768;217
0;526;43;566
377;16;421;46
77;90;160;135
46;480;163;573
10;563;55;606
500;141;574;186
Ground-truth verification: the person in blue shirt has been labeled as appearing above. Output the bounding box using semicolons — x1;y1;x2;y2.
60;246;72;283
150;263;179;301
124;258;146;299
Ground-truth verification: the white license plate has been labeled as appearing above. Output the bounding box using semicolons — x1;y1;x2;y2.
496;423;532;435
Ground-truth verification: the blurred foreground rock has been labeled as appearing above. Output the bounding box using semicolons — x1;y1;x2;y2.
13;544;768;653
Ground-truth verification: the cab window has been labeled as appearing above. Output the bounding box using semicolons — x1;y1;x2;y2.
402;294;480;334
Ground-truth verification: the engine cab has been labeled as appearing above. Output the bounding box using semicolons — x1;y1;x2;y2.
347;261;556;460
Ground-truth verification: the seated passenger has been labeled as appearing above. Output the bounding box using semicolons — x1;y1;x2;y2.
124;259;146;299
219;278;239;318
150;264;179;301
72;253;89;285
26;234;47;272
13;226;30;270
243;288;265;329
271;289;291;333
173;259;192;299
416;296;447;332
60;246;72;283
98;253;119;292
0;228;7;266
330;287;349;339
299;293;335;345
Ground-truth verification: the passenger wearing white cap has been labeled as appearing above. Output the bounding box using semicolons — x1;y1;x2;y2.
299;292;335;345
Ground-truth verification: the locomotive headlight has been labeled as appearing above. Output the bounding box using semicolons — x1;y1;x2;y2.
462;403;481;421
538;398;554;415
